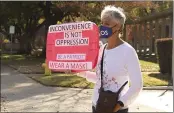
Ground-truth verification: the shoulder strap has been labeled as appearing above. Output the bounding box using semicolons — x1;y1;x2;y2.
117;81;128;95
100;44;107;91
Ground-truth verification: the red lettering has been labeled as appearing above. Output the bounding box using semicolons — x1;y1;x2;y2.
66;63;69;69
84;63;87;69
49;62;65;69
71;63;76;69
76;63;81;69
49;62;55;68
79;63;86;69
61;63;64;68
82;63;86;69
55;63;59;68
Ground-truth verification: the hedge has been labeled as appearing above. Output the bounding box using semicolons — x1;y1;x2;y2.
156;38;172;74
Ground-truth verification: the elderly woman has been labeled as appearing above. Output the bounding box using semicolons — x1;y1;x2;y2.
77;5;143;113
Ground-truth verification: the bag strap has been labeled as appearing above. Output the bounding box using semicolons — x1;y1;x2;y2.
117;81;128;95
100;44;107;91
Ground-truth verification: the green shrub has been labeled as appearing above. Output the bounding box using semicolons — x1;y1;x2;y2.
156;38;172;74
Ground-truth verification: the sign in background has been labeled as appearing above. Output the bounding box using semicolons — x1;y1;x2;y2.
9;26;15;34
46;21;99;72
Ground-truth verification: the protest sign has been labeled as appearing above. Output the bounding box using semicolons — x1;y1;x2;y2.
46;21;99;72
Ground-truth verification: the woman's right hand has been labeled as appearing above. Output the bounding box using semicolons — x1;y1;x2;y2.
76;71;86;78
64;70;86;78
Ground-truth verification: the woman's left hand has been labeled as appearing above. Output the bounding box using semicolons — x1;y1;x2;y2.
113;103;122;112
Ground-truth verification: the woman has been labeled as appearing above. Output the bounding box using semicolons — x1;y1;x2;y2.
77;5;143;113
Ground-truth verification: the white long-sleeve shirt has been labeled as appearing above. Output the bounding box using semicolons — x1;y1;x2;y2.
78;42;143;109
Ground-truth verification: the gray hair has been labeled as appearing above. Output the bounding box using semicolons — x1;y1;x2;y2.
101;5;126;30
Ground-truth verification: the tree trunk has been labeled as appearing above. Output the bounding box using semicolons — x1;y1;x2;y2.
40;1;51;58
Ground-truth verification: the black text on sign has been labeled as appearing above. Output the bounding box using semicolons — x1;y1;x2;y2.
49;61;92;70
64;31;82;39
49;22;93;33
55;38;89;46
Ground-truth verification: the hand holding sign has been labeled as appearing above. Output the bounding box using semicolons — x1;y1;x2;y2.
64;69;86;79
46;21;99;72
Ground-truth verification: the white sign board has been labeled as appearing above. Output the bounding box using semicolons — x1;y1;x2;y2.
9;26;15;34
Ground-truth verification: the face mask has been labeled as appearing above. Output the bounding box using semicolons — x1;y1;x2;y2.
99;24;117;38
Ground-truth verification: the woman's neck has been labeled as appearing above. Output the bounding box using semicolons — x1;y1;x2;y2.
107;36;124;49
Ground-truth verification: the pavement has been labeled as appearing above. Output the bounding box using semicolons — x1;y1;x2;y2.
1;64;173;112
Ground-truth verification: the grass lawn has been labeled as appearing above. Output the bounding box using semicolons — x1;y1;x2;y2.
1;54;44;62
30;73;94;88
1;54;26;61
143;72;172;86
139;60;159;72
1;54;45;74
31;72;171;89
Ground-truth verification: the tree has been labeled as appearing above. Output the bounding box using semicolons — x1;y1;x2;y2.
0;1;43;53
1;1;171;56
